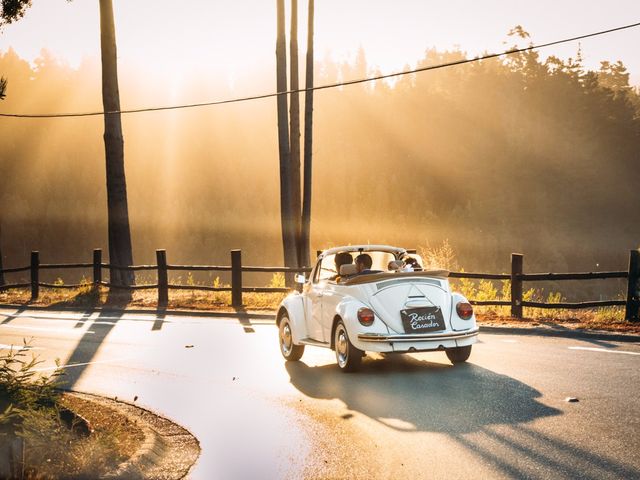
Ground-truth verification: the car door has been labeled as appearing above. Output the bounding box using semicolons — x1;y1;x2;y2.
319;282;343;342
304;259;326;341
306;280;325;341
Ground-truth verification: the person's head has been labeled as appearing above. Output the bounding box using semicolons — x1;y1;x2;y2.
388;260;403;271
355;253;373;272
404;256;422;270
334;252;353;272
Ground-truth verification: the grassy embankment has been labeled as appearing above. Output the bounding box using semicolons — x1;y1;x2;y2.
0;344;143;478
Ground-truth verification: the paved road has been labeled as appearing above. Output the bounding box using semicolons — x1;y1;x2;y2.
1;307;639;479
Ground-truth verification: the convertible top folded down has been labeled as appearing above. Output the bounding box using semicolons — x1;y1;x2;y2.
340;269;450;286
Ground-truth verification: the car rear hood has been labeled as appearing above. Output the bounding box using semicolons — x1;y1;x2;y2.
368;277;451;334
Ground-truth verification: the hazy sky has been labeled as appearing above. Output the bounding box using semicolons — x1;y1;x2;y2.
1;0;639;104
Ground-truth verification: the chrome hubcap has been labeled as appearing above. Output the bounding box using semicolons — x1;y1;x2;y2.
336;327;349;367
280;321;292;355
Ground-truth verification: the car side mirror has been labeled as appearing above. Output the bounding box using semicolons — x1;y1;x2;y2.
294;274;306;284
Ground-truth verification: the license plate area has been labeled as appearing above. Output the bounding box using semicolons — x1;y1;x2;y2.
400;307;445;333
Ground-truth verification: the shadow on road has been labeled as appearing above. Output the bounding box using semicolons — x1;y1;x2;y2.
536;321;619;348
232;306;255;334
0;306;26;324
286;355;560;434
73;310;93;329
452;422;640;479
287;355;640;478
152;307;166;331
60;293;130;389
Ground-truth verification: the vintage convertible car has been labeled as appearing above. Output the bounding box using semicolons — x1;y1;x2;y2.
277;245;478;372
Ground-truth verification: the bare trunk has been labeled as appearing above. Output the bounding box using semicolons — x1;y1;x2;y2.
99;0;134;287
300;0;314;267
0;221;4;287
276;0;297;272
289;0;302;267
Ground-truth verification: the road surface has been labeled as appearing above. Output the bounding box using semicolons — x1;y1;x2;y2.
0;307;639;479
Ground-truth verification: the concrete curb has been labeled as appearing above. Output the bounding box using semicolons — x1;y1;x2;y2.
107;419;166;479
66;391;199;480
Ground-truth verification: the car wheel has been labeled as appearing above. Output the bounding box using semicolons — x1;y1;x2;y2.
279;314;305;361
334;320;362;372
446;345;472;364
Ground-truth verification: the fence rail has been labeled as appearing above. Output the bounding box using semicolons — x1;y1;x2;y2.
0;248;638;321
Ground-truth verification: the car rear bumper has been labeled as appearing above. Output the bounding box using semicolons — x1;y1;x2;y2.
357;327;479;343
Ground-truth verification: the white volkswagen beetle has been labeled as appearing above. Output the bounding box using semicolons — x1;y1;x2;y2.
277;245;478;372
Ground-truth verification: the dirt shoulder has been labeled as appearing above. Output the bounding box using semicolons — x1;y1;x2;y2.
62;392;200;479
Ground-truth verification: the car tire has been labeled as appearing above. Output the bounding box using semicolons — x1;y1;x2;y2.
279;314;305;361
446;345;472;364
334;320;362;372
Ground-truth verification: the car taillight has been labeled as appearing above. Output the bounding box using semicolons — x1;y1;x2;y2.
357;307;375;326
456;302;473;320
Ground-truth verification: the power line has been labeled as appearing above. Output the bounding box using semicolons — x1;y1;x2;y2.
1;20;639;119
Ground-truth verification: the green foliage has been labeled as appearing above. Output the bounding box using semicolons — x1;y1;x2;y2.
0;0;33;26
456;274;478;301
269;272;286;288
0;343;127;477
475;280;498;302
419;240;458;271
0;341;63;430
16;406;123;479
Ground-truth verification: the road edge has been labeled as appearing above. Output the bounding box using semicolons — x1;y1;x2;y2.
2;303;639;342
479;325;640;343
65;391;200;479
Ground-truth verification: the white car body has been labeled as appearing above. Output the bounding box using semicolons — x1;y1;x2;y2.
277;245;478;371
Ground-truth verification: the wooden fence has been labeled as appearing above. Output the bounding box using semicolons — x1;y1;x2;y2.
0;249;638;321
449;251;639;321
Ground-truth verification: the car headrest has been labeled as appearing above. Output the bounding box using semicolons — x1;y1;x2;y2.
339;264;358;276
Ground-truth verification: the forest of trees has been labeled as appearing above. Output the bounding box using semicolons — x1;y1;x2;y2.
0;34;639;283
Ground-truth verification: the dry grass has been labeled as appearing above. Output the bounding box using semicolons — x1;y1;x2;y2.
60;394;145;464
0;285;287;313
1;256;637;333
16;403;137;479
1;285;637;333
0;345;144;479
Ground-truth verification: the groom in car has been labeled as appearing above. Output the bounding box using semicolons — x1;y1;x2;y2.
355;253;378;275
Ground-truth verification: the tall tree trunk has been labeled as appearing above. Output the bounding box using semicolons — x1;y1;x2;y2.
99;0;134;287
276;0;297;272
300;0;314;267
0;221;4;287
289;0;302;268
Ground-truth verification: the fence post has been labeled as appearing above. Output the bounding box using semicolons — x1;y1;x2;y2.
157;249;168;307
625;249;640;322
511;253;523;319
0;241;4;288
93;249;102;289
231;249;242;307
30;251;39;301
